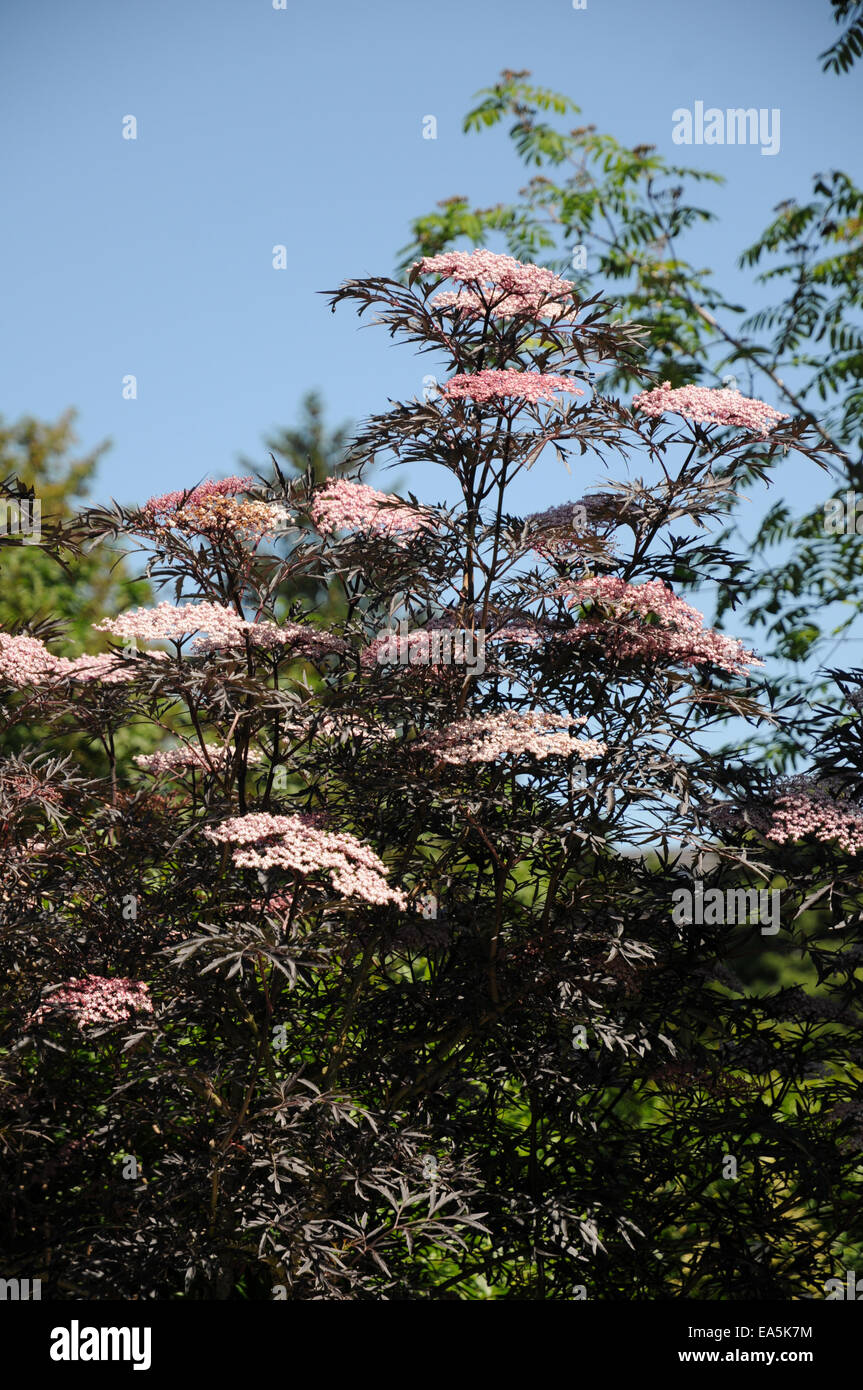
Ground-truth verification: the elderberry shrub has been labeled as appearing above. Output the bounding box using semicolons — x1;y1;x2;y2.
2;251;862;1300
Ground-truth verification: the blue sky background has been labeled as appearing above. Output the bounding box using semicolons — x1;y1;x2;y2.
1;0;860;669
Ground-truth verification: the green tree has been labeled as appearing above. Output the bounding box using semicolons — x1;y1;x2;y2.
241;389;356;625
0;409;150;648
0;409;153;769
821;0;863;73
244;389;354;487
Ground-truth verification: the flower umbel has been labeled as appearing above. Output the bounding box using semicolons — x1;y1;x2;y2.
140;477;291;540
417;248;574;321
559;576;761;676
442;369;583;405
29;977;153;1030
204;813;407;907
632;382;788;438
414;711;606;765
711;776;863;855
310;479;436;541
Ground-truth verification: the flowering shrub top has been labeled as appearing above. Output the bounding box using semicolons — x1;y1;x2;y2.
1;248;856;1305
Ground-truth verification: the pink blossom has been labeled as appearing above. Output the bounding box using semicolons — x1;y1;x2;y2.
139;478;291;541
143;476;253;517
413;711;606;765
0;631;145;687
486;622;550;649
632;382;789;438
310;479;436;540
0;631;64;686
134;745;265;775
54;653;138;684
204;813;407;908
149;498;291;541
94;604;345;660
442;369;583;405
29;976;153;1030
559;577;761;676
712;776;863;855
192;619;347;660
417;249;573;320
94;601;247;644
429;289;494;319
431;287;570;323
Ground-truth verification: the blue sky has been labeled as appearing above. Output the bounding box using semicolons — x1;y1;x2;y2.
1;0;859;594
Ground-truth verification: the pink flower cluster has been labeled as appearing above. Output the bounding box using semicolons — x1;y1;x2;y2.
0;770;62;805
0;631;142;688
56;653;139;684
418;249;573;320
442;369;583;405
29;976;153;1030
414;711;606;765
712;777;863;855
310;479;435;540
140;478;291;542
560;576;761;675
204;813;407;907
94;604;346;661
143;476;253;516
0;631;64;686
193;619;347;661
632;382;789;438
95;601;246;644
486;623;549;649
134;745;265;775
